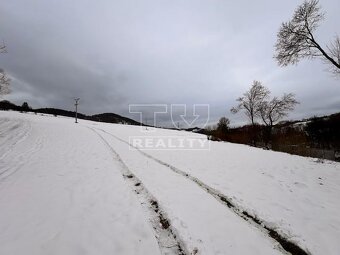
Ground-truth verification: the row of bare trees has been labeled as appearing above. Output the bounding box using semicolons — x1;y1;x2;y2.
227;0;338;146
231;81;299;144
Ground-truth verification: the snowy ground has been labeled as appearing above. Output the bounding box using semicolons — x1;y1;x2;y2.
1;111;340;255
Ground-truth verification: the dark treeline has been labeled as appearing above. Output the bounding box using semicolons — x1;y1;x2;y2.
204;113;340;161
0;100;140;126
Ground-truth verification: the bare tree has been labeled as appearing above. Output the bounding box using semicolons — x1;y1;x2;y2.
0;43;10;97
231;80;270;125
259;93;299;128
275;0;340;76
259;93;299;146
0;69;10;97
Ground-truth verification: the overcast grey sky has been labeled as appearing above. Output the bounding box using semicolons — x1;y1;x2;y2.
0;0;339;127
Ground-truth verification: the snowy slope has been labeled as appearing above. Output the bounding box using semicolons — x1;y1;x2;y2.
1;111;340;255
0;112;160;255
88;121;340;255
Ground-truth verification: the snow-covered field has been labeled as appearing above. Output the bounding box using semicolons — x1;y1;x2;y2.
1;111;339;255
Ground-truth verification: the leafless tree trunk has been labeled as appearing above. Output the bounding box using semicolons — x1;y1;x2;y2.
259;93;299;146
231;80;270;125
231;81;299;147
231;81;270;146
275;0;340;76
259;93;299;127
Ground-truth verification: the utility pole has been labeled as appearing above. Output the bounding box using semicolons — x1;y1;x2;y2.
74;98;80;123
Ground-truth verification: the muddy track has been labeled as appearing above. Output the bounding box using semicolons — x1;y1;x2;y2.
96;127;310;255
90;128;188;255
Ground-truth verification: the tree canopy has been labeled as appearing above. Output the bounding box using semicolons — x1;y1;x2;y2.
275;0;340;76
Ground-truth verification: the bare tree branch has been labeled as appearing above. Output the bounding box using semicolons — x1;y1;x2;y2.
275;0;340;76
259;93;299;128
230;80;270;125
0;70;11;97
0;42;10;97
326;36;340;76
0;41;7;53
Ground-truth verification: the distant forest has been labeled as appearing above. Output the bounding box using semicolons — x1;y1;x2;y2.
0;100;141;126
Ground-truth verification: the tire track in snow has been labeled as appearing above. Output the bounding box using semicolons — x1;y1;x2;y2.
0;118;32;161
0;134;45;182
90;128;188;255
96;127;310;255
0;118;41;182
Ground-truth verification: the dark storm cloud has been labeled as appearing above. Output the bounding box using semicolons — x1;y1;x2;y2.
0;0;339;126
